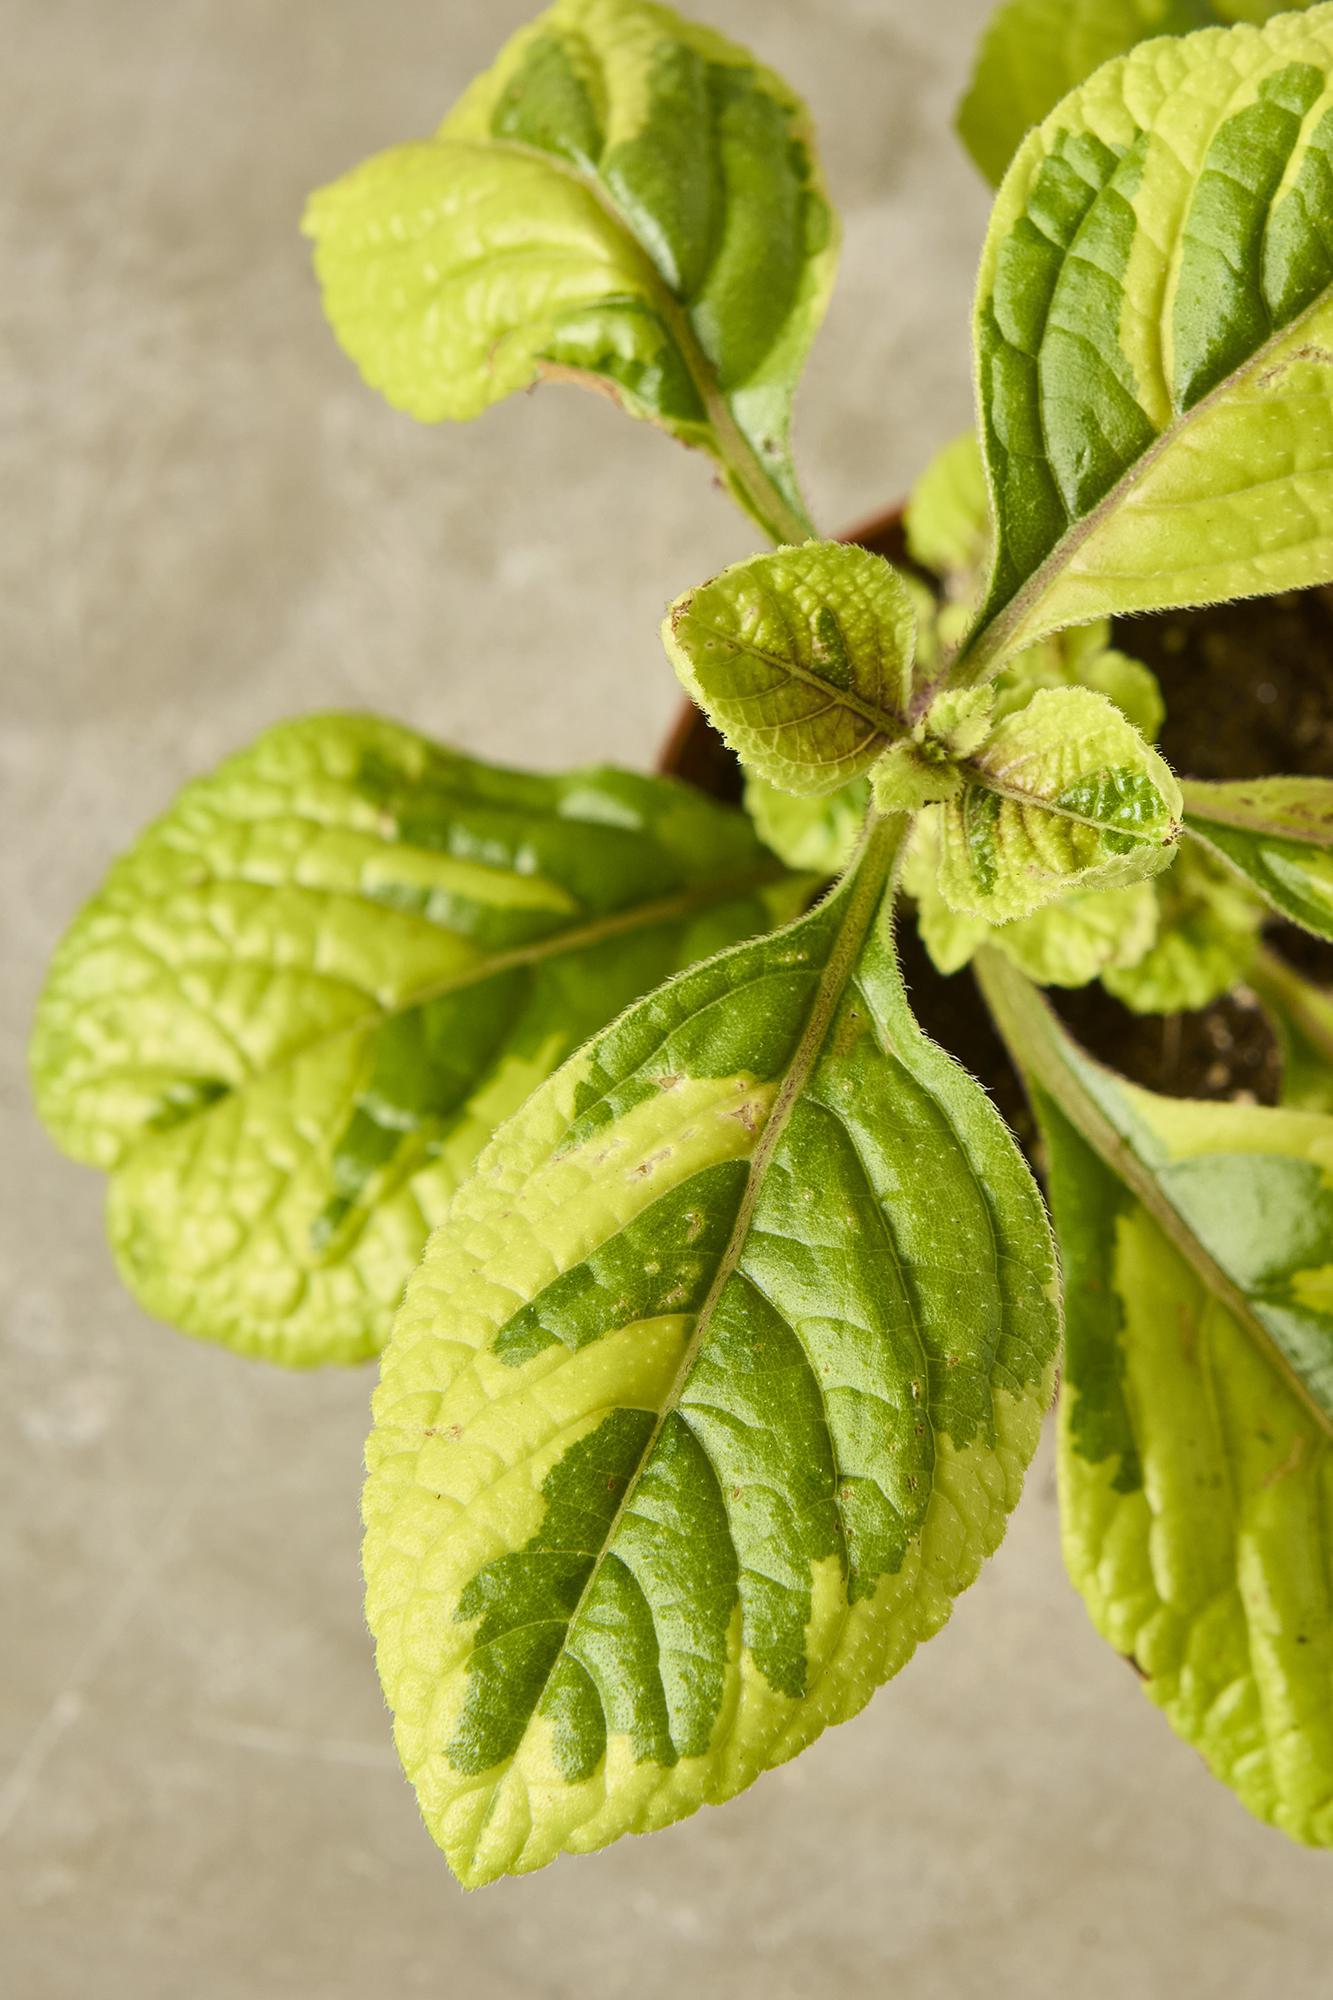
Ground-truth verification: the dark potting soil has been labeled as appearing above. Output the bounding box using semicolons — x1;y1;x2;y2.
895;914;1284;1162
1128;586;1333;782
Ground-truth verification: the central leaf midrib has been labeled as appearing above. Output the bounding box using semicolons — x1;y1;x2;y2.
126;859;795;1154
958;230;1333;682
464;812;903;1852
676;609;905;740
471;131;813;541
959;761;1174;842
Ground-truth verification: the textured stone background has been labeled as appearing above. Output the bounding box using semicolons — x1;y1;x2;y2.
3;3;1330;1994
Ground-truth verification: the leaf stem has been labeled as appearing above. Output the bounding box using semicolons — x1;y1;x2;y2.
710;429;818;547
488;135;818;549
975;948;1333;1440
1250;944;1333;1068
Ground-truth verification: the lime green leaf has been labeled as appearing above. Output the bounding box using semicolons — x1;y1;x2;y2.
999;880;1159;986
303;0;837;544
1184;777;1333;938
1252;945;1333;1113
901;820;990;974
962;7;1333;676
1103;840;1263;1013
365;816;1059;1884
29;715;802;1367
904;431;991;588
904;814;1158;985
956;0;1319;186
923;687;997;759
744;773;867;874
663;544;917;797
993;623;1165;741
929;686;1182;922
980;952;1333;1845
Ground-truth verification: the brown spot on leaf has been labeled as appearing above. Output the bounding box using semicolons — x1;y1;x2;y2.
725;1095;764;1136
1256;342;1333;387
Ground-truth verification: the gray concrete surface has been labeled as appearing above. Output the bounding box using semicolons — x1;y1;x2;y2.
3;2;1330;1994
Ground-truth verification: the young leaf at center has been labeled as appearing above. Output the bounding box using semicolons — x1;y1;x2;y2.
925;684;1182;922
663;543;917;796
365;817;1059;1885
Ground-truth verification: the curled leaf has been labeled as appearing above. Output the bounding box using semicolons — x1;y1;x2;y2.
903;814;1159;987
304;0;836;541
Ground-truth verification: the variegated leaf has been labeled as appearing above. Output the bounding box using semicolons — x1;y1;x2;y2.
304;0;836;542
904;813;1160;986
930;685;1182;922
1184;776;1333;938
30;715;801;1365
980;952;1333;1846
961;6;1333;675
663;544;917;797
365;818;1059;1883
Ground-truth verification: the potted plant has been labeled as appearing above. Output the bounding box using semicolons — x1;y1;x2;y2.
29;0;1333;1887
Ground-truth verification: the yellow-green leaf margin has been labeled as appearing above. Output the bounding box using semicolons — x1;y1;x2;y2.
366;818;1059;1883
